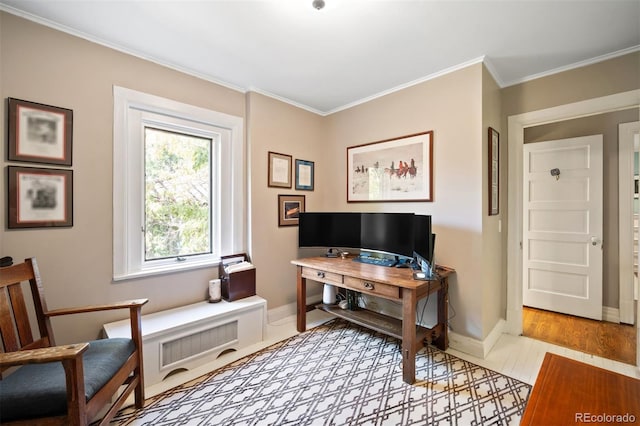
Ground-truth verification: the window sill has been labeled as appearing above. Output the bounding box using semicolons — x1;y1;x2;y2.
113;258;220;282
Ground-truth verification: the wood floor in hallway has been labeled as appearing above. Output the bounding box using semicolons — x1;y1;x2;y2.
523;306;637;365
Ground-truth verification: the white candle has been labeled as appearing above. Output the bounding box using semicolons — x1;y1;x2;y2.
209;279;221;303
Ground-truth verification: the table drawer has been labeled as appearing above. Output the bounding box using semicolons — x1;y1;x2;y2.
343;276;400;300
301;267;343;285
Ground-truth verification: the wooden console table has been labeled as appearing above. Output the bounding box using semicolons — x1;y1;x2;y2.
291;256;454;384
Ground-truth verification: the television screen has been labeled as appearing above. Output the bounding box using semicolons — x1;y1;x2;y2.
298;212;361;249
360;213;415;258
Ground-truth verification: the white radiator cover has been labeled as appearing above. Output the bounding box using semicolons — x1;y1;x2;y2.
104;296;266;386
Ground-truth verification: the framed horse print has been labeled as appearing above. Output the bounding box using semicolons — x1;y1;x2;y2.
347;131;433;202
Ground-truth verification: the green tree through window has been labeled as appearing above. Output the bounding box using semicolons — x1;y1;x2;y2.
144;127;212;260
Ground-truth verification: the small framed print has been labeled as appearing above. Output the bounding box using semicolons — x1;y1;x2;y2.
488;127;499;216
295;159;314;191
268;151;292;188
278;194;305;227
8;98;73;166
7;166;73;228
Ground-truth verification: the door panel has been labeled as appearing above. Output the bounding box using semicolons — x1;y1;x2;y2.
523;135;603;320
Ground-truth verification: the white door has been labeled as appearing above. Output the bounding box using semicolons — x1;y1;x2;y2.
523;135;603;320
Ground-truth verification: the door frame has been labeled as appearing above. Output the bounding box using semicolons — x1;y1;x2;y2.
506;90;640;341
619;121;640;325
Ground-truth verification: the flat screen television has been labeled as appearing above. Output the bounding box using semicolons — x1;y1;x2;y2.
298;212;361;249
360;212;416;258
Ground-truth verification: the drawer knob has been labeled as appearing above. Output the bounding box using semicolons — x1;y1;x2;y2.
317;271;325;278
363;282;374;290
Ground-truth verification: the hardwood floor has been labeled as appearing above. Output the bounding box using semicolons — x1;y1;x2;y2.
523;306;637;365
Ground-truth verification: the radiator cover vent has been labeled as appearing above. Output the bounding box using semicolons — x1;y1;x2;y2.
161;320;238;368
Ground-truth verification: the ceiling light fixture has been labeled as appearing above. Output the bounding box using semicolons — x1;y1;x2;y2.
312;0;325;10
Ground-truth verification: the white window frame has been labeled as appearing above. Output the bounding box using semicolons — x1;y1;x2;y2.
113;86;244;281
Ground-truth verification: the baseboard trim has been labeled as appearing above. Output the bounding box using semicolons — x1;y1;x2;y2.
602;306;621;324
448;319;506;359
267;295;322;324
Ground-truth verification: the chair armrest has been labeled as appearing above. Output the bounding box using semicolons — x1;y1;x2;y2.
0;343;89;368
45;299;149;317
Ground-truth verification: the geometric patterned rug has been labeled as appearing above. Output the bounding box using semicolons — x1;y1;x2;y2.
109;319;531;425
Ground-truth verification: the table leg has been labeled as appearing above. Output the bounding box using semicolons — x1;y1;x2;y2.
402;287;417;384
433;277;449;350
297;266;306;332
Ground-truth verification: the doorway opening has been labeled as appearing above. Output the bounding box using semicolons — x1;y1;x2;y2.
506;89;640;368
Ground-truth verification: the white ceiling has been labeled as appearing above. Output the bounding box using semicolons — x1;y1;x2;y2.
1;0;639;115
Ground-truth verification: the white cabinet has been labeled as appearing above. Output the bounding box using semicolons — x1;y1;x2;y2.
103;296;266;386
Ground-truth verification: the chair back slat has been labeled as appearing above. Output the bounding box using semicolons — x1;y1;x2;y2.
8;283;35;346
0;259;51;354
0;287;21;352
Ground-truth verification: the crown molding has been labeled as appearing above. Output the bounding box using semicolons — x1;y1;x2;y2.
501;45;640;88
0;4;246;95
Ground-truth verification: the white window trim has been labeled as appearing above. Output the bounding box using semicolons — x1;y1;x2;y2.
113;86;245;281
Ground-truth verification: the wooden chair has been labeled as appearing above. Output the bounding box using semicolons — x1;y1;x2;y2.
0;258;148;425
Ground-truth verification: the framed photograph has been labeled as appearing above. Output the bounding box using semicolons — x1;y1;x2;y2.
347;131;433;202
295;159;315;191
8;98;73;166
7;166;73;228
268;151;292;188
278;194;305;227
488;127;500;216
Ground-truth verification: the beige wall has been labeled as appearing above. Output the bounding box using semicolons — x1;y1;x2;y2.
323;64;492;340
481;65;504;337
0;13;246;343
246;92;327;309
502;52;640;117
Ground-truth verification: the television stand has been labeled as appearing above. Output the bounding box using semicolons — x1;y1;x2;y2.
291;256;454;385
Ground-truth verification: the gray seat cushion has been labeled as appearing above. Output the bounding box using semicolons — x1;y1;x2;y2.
0;338;135;422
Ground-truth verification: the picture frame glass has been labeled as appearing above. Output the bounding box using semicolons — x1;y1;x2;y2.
278;194;305;226
347;131;433;202
8;98;73;166
295;159;314;191
268;151;292;188
8;166;73;228
489;127;500;216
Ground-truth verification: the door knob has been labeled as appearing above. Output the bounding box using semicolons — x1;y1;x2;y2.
590;236;600;246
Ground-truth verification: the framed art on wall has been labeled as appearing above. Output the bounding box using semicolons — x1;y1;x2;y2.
7;166;73;228
7;98;73;166
488;127;499;216
268;151;292;188
278;194;305;227
347;131;433;202
295;159;314;191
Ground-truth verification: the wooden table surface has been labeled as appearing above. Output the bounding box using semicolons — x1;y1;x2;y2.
521;352;640;425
